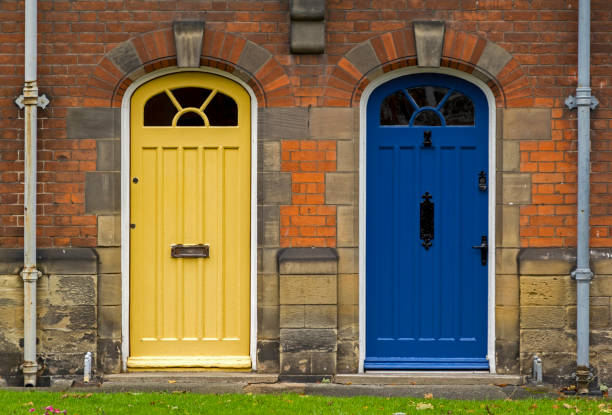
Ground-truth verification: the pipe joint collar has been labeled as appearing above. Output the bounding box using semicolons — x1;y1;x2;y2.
571;268;593;281
566;90;599;110
20;269;41;282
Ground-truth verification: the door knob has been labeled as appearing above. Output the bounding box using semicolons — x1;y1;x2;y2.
471;235;488;266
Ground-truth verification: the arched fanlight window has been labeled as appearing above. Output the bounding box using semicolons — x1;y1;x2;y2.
380;86;474;126
144;87;238;127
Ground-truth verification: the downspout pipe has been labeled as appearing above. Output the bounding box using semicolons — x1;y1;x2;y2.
567;0;598;394
21;0;41;387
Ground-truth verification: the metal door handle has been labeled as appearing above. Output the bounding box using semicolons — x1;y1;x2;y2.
471;236;488;265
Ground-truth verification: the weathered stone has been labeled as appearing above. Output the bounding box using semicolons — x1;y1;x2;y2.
311;351;336;374
337;248;358;274
258;172;292;204
326;172;356;205
43;352;96;376
495;341;519;374
40;306;96;331
279;275;337;305
502;173;531;204
85;172;120;214
98;273;121;306
414;21;445;67
338;273;358;305
496;306;519;340
336;139;356;173
502;141;519;172
257;273;279;306
520;276;576;306
310;108;355;140
520;306;566;329
262;205;280;247
32;248;98;275
257;305;280;340
501;205;520;247
257;340;280;373
262;140;281;172
495;273;519;306
337;206;357;248
338;304;358;339
97;338;122;373
566;305;609;329
280;328;337;352
502;109;552;140
41;329;97;354
519;352;575;384
98;215;121;247
96;139;121;171
96;248;121;274
291;21;325;54
0;306;23;328
66;108;120;139
345;41;381;77
259;248;280;274
497;247;520;277
337;340;359;374
173;21;204;68
258;108;309;139
520;329;576;353
592;275;612;296
518;248;575;275
290;0;325;20
48;275;96;306
98;305;121;339
278;247;338;275
280;305;336;328
107;41;142;74
476;42;513;78
592;249;612;274
238;41;271;75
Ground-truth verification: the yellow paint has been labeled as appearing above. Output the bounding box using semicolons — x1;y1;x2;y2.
130;72;251;368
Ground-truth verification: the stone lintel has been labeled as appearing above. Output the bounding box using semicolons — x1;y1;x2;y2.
290;0;325;21
519;248;612;276
413;21;445;67
291;21;325;54
173;21;205;68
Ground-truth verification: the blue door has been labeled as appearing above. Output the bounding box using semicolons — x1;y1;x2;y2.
365;74;489;370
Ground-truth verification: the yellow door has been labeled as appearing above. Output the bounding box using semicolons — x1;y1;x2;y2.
128;72;251;368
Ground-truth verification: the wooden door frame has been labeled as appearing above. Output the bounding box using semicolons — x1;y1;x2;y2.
120;68;258;371
358;67;497;373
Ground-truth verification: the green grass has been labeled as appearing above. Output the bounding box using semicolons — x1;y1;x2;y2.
1;390;610;414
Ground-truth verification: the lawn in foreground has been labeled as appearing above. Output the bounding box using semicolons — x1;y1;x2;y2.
1;390;610;414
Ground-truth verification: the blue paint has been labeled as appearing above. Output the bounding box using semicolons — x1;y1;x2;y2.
366;74;489;370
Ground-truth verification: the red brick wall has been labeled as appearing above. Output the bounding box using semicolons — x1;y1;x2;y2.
0;0;610;248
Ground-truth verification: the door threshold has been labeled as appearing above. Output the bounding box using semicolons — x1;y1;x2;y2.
337;373;524;386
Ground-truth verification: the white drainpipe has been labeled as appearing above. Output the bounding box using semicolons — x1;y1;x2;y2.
20;0;41;387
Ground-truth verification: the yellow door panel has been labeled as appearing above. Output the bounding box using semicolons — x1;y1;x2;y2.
129;72;251;368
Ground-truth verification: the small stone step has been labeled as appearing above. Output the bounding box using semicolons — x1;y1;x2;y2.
102;372;278;385
334;373;524;386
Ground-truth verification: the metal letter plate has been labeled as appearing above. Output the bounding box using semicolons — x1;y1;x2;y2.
171;244;210;258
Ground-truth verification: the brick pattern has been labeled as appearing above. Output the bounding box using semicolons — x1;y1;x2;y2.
280;140;337;247
0;0;610;249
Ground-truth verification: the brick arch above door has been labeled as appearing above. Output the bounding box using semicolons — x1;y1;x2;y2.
325;27;531;108
83;28;294;108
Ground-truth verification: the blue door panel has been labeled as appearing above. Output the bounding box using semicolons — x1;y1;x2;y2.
366;74;489;370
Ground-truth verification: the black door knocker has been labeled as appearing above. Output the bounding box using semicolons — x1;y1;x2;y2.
422;130;432;148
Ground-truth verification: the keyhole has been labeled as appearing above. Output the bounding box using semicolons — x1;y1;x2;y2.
423;131;432;148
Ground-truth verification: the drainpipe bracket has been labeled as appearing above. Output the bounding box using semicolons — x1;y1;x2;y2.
571;268;593;281
20;269;41;282
565;92;599;110
14;93;50;110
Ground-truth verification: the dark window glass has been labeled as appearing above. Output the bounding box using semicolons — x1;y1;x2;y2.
408;86;448;108
172;87;212;109
440;91;474;125
380;90;415;125
413;110;442;126
206;92;238;126
144;92;176;126
176;111;205;126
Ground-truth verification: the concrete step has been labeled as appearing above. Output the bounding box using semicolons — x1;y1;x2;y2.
335;373;524;386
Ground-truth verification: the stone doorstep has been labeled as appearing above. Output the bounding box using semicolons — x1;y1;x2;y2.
102;372;278;385
335;373;525;386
